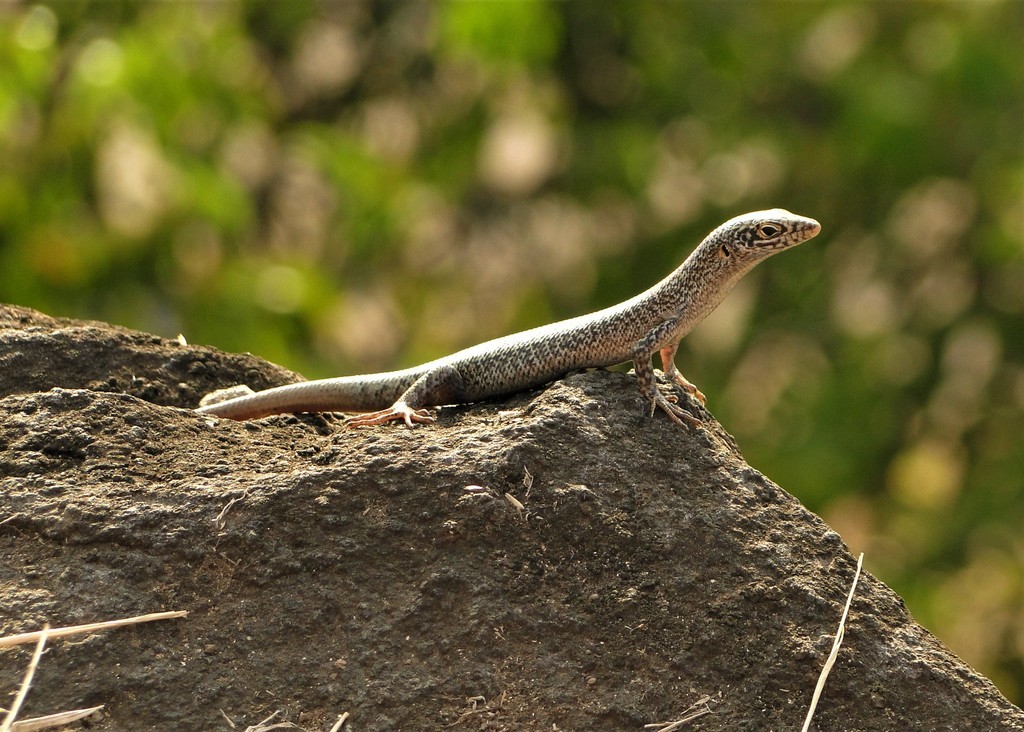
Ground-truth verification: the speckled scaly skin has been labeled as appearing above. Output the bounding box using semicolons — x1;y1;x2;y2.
197;209;821;427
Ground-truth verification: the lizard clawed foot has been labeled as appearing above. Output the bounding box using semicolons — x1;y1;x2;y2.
647;390;703;430
345;401;436;428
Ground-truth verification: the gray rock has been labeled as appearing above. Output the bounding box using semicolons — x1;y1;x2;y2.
1;303;1021;730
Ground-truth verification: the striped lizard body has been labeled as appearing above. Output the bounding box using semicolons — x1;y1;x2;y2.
197;209;820;428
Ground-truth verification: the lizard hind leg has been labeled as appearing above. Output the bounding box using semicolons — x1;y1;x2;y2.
345;363;467;429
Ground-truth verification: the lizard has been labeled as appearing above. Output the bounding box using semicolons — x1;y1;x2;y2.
197;209;820;428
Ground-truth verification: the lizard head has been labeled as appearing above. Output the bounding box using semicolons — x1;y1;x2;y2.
675;209;821;313
713;209;821;261
646;209;821;339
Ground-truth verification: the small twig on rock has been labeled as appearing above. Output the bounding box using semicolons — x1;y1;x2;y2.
0;611;187;649
1;625;49;732
644;694;713;730
215;489;252;529
327;712;349;732
9;705;104;731
801;552;865;732
243;709;302;731
445;691;506;728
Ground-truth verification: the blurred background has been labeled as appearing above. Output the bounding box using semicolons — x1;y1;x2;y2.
0;0;1021;704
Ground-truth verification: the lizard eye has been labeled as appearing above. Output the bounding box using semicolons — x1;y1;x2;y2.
757;223;781;238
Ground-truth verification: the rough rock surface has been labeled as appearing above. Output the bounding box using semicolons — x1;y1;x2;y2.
1;302;1021;731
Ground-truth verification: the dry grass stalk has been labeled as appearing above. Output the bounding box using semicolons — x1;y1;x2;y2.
1;611;187;730
644;694;713;730
9;705;104;731
242;710;302;731
0;626;49;732
0;611;187;649
215;489;252;529
327;712;350;732
800;552;865;732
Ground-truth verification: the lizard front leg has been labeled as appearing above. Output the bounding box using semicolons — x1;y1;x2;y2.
633;324;703;429
659;342;707;406
345;364;467;428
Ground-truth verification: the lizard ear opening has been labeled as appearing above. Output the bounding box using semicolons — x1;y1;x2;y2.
719;243;732;258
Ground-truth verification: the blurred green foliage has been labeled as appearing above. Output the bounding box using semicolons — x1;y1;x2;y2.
1;0;1022;703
